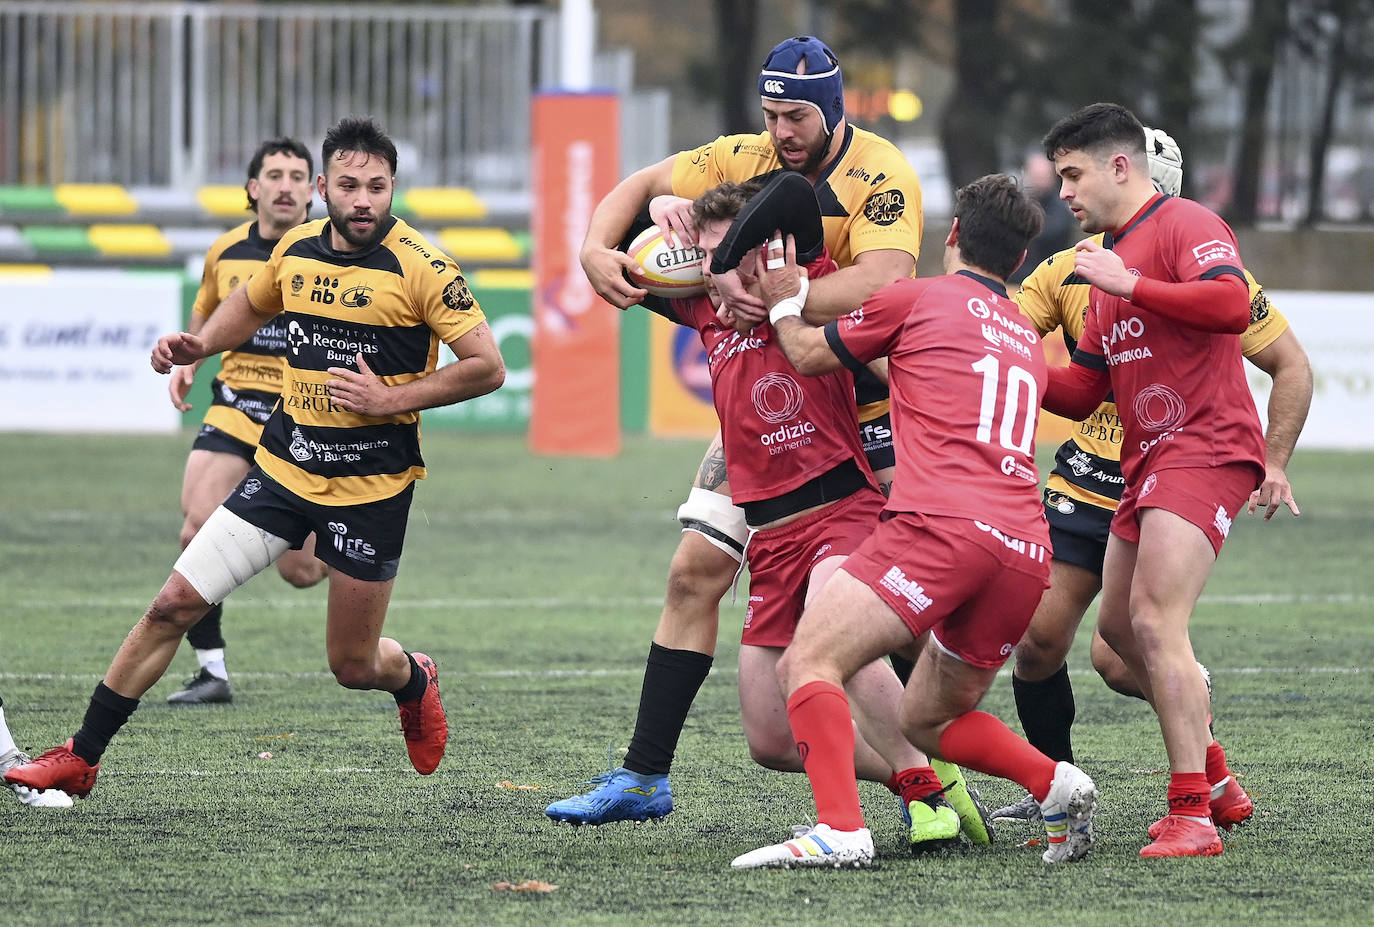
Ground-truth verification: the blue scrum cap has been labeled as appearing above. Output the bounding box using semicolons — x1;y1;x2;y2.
758;36;845;135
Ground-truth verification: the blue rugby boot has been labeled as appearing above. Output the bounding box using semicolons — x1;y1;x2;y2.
545;766;673;825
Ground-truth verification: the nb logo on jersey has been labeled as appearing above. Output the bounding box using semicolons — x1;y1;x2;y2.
311;275;340;304
762;79;785;94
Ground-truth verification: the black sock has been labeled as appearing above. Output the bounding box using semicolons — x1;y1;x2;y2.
186;603;226;650
622;643;713;777
1012;663;1076;763
71;683;140;766
391;652;427;704
889;652;914;686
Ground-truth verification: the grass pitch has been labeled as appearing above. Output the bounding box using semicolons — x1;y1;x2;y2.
1;433;1371;926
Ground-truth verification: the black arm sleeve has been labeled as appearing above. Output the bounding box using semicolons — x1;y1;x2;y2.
709;171;824;274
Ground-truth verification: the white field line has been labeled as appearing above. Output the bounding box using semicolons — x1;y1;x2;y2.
10;592;1372;611
10;596;668;610
0;665;1363;683
100;767;398;777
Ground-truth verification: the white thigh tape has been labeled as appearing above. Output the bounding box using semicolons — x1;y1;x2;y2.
173;506;291;605
676;487;748;563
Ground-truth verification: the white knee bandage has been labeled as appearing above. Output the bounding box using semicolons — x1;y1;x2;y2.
676;487;748;563
173;506;291;605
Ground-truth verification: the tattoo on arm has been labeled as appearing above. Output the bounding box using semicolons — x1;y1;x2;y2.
695;445;728;491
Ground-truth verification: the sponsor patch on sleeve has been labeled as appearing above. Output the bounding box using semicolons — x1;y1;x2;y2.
443;275;475;312
862;189;905;226
1191;239;1238;267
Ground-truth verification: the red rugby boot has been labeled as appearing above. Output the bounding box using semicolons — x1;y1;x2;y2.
1149;776;1253;838
1210;777;1254;831
397;653;447;774
2;739;99;798
1140;815;1223;858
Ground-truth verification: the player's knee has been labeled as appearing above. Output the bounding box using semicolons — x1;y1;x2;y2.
1014;626;1072;679
1123;603;1179;653
746;735;802;773
898;705;940;756
278;560;327;589
145;584;210;634
328;657;376;690
1090;635;1139;697
664;541;736;609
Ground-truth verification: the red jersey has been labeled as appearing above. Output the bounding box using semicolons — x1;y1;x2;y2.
826;271;1050;545
1072;195;1265;488
672;256;875;505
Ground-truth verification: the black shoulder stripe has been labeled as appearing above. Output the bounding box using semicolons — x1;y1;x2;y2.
221;238;274;262
1070;346;1108;371
285;232;405;276
823;322;867;374
1200;264;1246;282
1062;273;1089;287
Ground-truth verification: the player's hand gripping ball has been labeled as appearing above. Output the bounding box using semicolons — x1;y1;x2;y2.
625;226;705;298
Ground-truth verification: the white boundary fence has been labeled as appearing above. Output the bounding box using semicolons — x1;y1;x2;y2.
0;2;559;189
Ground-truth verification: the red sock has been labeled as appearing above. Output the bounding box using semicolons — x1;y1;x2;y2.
1167;771;1212;819
1205;740;1232;787
888;765;942;807
786;680;864;831
938;711;1057;802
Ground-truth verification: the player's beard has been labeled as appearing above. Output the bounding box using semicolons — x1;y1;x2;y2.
327;197;389;250
775;132;830;178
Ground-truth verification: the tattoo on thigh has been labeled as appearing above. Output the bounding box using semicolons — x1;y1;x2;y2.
696;445;728;491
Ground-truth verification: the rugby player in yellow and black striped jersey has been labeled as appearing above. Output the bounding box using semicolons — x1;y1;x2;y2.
986;128;1313;827
3;119;505;800
165;137;328;705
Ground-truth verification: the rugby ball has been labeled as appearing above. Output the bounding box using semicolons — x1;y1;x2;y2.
625;226;705;298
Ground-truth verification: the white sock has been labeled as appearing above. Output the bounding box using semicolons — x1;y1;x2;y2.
0;708;17;755
196;648;228;680
1210;775;1232;800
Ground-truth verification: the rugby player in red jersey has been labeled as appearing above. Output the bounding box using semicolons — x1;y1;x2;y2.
636;171;977;854
732;174;1099;869
1040;103;1268;858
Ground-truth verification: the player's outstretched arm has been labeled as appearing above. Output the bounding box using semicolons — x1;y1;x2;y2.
326;322;505;417
1043;361;1111;422
1245;327;1313;518
800;248;914;326
153;285;277;376
166;313;210;410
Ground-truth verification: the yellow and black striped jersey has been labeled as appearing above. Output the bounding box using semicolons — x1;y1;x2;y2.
244;215;485;506
671;124;922;422
671;125;922;276
193;220;292;445
1015;235;1289;510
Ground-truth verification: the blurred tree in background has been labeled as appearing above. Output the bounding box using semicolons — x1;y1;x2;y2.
688;0;1373;226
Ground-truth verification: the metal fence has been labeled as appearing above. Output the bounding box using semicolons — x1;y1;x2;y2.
0;2;560;189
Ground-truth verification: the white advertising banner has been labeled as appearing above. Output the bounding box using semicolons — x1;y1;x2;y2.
0;272;183;432
1255;291;1373;450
